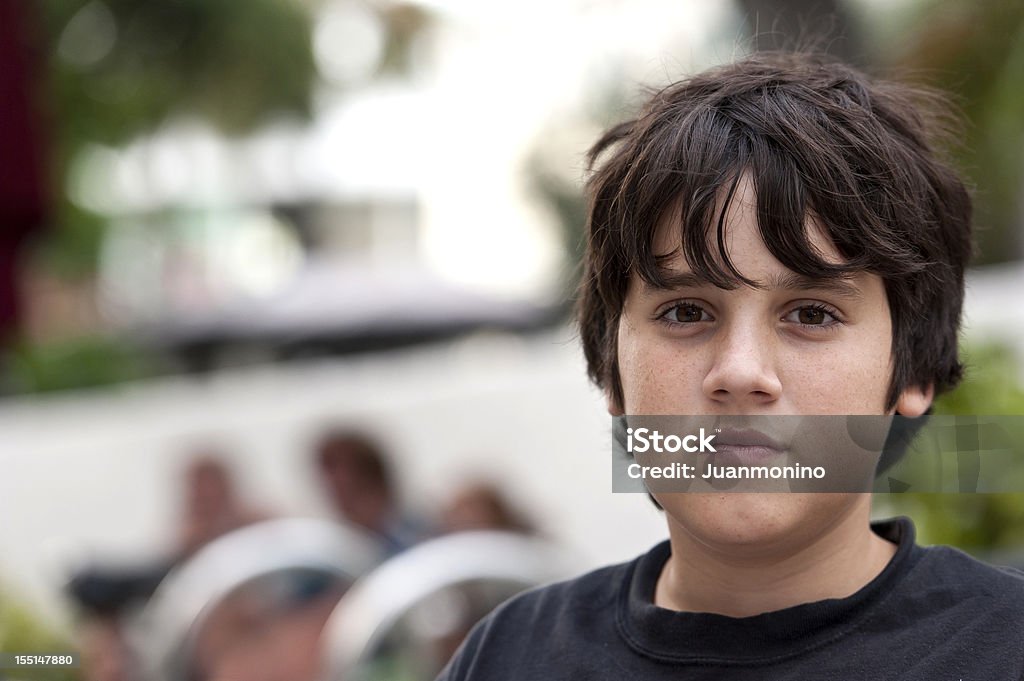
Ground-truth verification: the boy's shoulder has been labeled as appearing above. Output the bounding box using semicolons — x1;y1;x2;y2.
437;524;1024;681
913;541;1024;603
475;530;1024;620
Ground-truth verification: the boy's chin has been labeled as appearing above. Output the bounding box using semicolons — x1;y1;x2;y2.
657;492;867;557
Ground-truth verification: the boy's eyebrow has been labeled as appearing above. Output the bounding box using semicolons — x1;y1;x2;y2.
763;272;864;299
644;270;865;300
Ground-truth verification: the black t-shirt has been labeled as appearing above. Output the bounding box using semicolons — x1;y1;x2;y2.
437;518;1024;680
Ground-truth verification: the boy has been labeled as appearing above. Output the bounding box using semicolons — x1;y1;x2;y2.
437;53;1024;679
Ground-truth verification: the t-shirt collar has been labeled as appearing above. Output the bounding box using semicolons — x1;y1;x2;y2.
616;517;922;664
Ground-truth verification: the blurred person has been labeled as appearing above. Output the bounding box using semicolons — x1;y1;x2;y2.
315;429;425;554
190;572;345;681
68;565;162;681
176;453;268;559
69;451;266;615
69;451;267;681
440;482;533;535
77;614;135;681
436;53;1024;680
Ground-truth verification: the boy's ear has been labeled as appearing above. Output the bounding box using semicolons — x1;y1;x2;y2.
895;383;934;417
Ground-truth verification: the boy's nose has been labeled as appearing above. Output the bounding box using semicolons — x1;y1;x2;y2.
701;321;782;409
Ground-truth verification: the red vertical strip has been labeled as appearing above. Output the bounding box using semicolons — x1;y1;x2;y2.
0;0;50;343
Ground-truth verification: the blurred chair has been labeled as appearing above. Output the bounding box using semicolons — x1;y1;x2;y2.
132;517;382;681
320;531;572;681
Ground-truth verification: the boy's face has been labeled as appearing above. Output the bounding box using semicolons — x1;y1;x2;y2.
612;174;931;552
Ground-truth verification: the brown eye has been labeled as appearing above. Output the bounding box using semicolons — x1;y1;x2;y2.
798;308;826;325
661;303;711;324
785;305;840;327
679;304;705;322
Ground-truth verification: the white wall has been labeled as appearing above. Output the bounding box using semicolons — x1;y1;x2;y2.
0;328;668;628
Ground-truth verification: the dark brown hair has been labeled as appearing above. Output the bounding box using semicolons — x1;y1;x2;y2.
316;429;393;496
577;52;973;412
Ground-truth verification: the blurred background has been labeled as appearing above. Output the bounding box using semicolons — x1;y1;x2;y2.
1;0;1024;679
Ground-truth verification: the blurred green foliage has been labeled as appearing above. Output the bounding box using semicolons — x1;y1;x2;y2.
31;0;317;277
882;343;1024;552
935;343;1024;416
886;0;1024;264
2;336;158;394
37;0;316;142
0;591;80;681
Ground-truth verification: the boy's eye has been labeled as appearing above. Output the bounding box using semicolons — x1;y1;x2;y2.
661;303;712;324
785;305;838;326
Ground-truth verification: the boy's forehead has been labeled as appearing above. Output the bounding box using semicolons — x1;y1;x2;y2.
650;217;845;269
650;175;847;284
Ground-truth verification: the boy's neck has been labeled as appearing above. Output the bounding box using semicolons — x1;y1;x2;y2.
655;499;897;618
